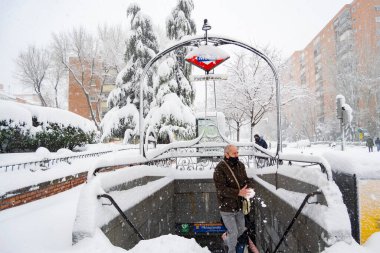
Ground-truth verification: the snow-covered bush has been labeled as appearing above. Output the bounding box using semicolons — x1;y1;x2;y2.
100;104;139;143
34;122;96;151
0;101;98;153
145;93;195;143
0;119;34;152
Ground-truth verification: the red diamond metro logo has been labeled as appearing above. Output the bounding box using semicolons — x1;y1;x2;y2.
185;45;230;72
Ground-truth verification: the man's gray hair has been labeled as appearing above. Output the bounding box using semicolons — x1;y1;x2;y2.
224;144;235;154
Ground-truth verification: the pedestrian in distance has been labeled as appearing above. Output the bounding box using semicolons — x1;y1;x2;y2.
375;137;380;152
214;144;255;253
366;137;374;152
254;134;268;149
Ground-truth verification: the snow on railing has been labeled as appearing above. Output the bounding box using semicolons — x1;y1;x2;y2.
0;147;135;173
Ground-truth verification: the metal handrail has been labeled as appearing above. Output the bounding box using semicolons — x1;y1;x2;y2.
97;194;144;240
269;191;322;253
0;148;134;172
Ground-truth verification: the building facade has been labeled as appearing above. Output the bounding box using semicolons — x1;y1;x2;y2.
283;0;380;140
68;57;116;123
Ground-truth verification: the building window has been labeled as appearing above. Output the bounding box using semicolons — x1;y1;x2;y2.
375;6;380;11
376;17;380;23
90;96;97;102
90;79;97;87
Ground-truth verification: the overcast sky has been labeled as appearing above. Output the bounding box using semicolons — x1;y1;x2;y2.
0;0;352;93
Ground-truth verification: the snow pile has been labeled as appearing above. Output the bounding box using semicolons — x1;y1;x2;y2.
285;139;311;149
322;232;380;253
128;234;210;253
322;150;380;177
285;144;380;178
0;100;33;127
0;100;97;133
73;176;106;243
74;230;210;253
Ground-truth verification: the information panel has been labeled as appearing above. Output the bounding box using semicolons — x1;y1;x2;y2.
358;179;380;244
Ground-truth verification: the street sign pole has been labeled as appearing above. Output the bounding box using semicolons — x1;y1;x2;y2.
205;72;207;124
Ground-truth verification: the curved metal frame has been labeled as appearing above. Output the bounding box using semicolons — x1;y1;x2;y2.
139;35;282;156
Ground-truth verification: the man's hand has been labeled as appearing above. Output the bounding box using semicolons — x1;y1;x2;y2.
238;185;255;198
238;185;250;198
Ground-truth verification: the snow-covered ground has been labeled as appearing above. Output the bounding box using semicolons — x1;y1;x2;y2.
0;142;379;253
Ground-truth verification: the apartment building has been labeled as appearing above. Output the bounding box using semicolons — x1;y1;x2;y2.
283;0;380;139
68;57;116;123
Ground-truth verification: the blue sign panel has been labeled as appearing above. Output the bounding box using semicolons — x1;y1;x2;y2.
193;223;227;233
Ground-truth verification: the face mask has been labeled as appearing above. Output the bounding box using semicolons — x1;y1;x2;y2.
228;157;239;165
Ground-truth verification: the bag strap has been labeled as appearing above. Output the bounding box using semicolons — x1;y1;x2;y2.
222;160;240;190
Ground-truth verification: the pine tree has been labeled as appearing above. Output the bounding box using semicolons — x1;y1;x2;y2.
144;56;195;144
143;0;198;144
165;0;196;106
108;3;159;111
104;3;159;143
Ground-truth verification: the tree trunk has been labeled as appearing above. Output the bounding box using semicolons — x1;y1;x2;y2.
37;92;47;107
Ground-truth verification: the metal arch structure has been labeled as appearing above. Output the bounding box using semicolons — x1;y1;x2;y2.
139;35;282;156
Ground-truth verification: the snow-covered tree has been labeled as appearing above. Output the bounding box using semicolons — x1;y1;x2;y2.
217;50;277;141
166;0;196;41
15;45;50;107
45;53;67;108
52;27;104;129
165;0;196;105
102;3;159;143
282;87;319;141
143;58;195;143
217;49;306;142
108;3;159;112
137;0;197;144
97;24;126;74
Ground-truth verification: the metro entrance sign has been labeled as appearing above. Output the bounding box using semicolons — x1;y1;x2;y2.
189;74;228;82
138;19;282;157
185;45;230;72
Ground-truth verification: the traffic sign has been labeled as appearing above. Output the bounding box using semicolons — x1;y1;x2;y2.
185;45;230;72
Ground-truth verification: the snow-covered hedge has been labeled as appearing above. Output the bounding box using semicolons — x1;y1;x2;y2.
0;101;98;153
100;104;139;143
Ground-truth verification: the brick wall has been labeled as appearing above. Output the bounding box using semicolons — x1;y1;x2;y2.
0;172;87;211
0;162;149;212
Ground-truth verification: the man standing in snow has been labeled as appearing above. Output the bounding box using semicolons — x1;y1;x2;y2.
213;144;254;253
254;134;268;149
366;137;374;152
375;137;380;152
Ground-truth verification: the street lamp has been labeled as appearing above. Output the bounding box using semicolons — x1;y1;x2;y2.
202;19;211;45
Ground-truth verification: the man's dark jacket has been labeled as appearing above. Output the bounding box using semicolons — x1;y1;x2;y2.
255;137;268;149
213;158;252;212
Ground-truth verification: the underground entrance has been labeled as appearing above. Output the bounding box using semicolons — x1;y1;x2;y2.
72;159;349;253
